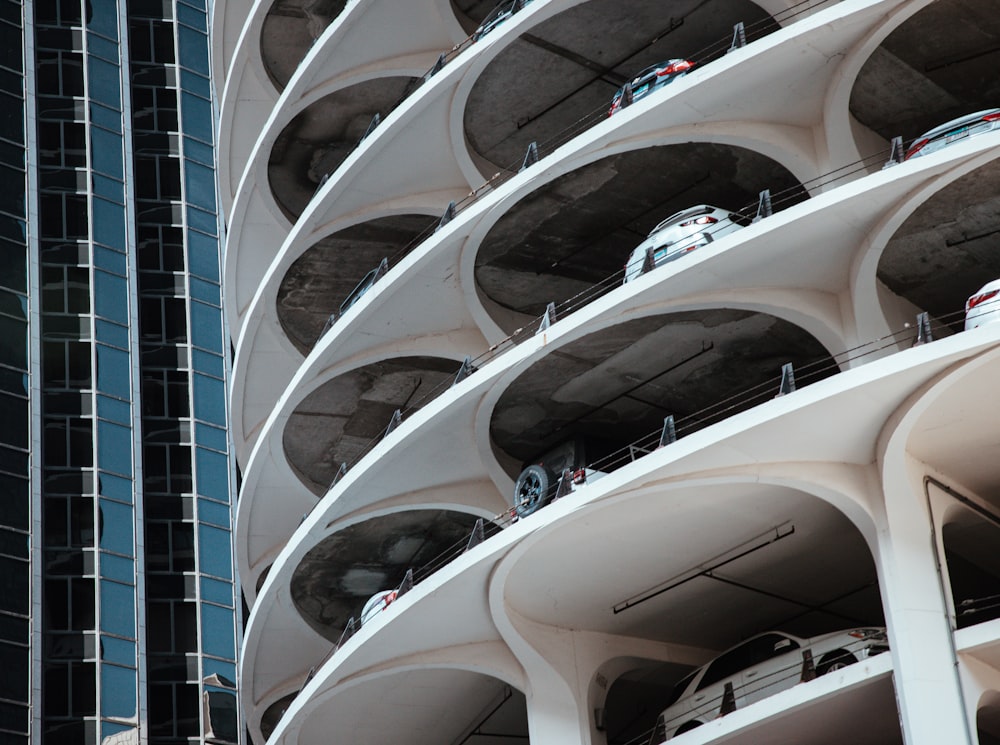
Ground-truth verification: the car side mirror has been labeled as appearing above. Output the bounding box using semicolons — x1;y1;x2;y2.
773;639;794;652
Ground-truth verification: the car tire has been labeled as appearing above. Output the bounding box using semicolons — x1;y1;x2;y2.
513;464;552;518
817;650;857;675
675;720;703;735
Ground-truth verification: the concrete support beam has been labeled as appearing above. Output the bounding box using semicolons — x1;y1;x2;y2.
876;452;972;744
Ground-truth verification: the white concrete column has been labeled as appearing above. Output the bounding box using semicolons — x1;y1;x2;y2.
876;453;972;744
507;619;598;745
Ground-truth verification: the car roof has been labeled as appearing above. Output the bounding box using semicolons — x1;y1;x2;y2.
630;59;688;83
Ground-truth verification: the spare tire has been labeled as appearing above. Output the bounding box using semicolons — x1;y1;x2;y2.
513;464;552;518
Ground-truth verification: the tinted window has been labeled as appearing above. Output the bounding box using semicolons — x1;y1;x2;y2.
697;634;798;690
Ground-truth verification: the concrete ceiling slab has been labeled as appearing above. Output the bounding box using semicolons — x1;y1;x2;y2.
260;0;349;90
463;0;777;169
296;672;526;745
290;509;483;641
276;214;438;353
475;144;805;319
878;160;1000;329
283;356;461;493
268;76;417;220
490;309;833;466
906;350;1000;500
503;483;880;650
850;0;1000;141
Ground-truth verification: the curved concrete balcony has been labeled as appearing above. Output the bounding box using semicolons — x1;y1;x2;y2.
216;0;467;217
240;328;1000;743
223;0;1000;743
233;132;1000;598
227;0;998;466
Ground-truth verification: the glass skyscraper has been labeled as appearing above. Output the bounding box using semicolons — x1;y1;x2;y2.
1;0;239;743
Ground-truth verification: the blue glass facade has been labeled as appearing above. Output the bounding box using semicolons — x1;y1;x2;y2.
0;0;30;742
19;0;240;741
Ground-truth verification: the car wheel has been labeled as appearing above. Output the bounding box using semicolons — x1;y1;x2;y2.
675;720;703;735
513;464;552;518
817;650;857;675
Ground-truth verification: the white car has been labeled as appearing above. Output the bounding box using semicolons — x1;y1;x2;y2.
624;205;749;283
359;589;397;625
656;627;888;739
965;279;1000;330
906;108;1000;160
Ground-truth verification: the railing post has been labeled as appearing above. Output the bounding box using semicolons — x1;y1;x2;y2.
912;311;933;346
553;469;574;501
384;409;402;438
647;715;667;745
719;681;737;715
727;21;746;52
359;112;380;144
319;312;337;339
465;518;485;552
752;189;772;222
435;201;456;232
397;568;414;597
642;245;656;275
336;616;357;650
520;141;539;172
619;81;634;110
330;462;347;489
800;648;817;682
882;135;904;169
537;302;557;333
659;415;677;447
776;362;796;396
425;52;446;80
452;355;477;386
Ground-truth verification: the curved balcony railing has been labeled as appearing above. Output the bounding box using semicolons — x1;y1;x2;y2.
307;0;843;200
261;296;991;738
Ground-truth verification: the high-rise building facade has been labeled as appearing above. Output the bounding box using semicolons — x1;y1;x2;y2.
219;1;1000;744
1;0;240;743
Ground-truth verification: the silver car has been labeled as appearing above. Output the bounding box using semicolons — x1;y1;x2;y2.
906;108;1000;159
656;627;889;739
624;205;748;283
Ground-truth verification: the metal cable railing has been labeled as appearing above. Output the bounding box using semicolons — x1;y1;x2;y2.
293;297;993;691
310;0;861;343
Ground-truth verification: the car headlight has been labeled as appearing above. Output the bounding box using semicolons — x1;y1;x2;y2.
847;628;887;642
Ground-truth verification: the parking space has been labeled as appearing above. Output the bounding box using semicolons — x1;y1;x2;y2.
490;310;834;475
462;0;776;169
877;160;1000;332
282;356;461;493
276;215;438;352
259;0;350;89
474;144;805;325
503;482;886;741
267;77;418;219
290;510;482;642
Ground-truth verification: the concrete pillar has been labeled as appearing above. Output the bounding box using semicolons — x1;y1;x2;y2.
508;620;598;745
876;455;972;744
